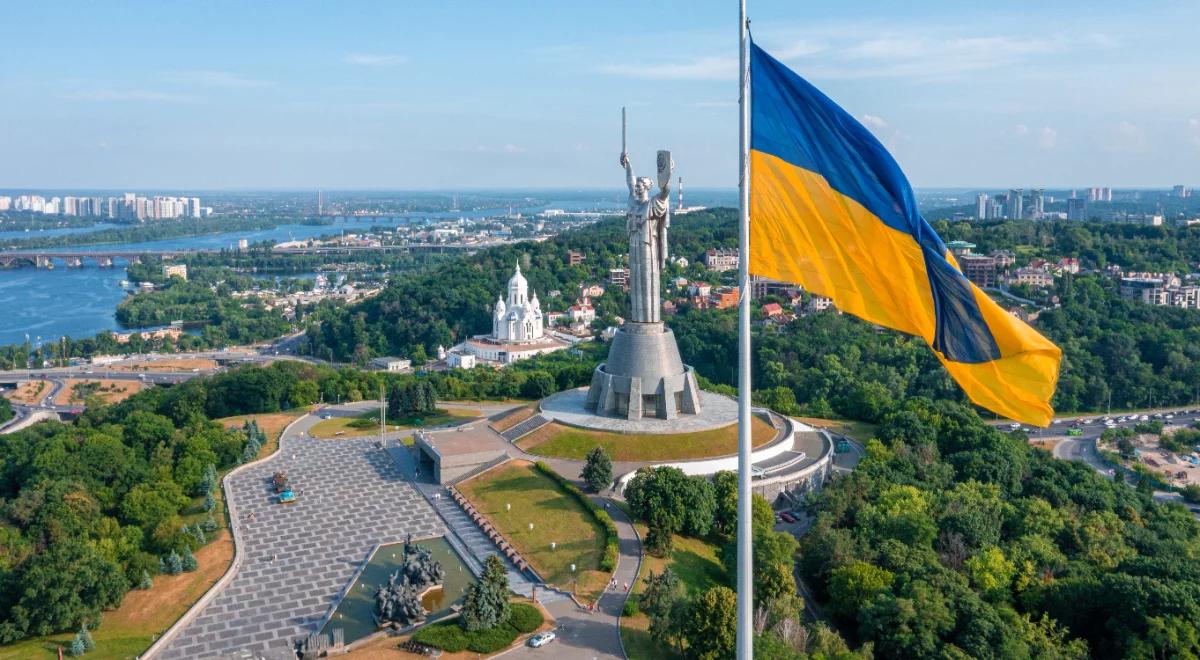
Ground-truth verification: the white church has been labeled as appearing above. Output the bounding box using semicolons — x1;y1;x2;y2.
447;262;570;367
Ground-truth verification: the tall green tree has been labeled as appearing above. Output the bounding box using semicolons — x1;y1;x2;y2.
581;446;613;492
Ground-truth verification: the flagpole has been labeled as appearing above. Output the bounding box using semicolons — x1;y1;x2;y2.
736;0;753;658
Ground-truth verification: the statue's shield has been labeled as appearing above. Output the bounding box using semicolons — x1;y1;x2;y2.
657;150;672;189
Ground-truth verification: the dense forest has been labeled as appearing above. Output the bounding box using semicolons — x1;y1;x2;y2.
799;397;1200;658
0;355;604;645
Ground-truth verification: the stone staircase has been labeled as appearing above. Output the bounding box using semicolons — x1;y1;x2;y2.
429;489;568;602
499;414;551;443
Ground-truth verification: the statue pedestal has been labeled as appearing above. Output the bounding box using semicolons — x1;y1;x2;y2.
586;322;702;420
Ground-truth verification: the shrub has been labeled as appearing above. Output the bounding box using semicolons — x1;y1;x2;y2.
413;623;469;653
413;604;542;653
623;599;640;616
181;548;198;572
508;603;543;633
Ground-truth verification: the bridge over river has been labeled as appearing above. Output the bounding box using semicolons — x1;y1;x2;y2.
0;241;501;269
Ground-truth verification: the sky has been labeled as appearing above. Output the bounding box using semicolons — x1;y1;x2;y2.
2;0;1199;190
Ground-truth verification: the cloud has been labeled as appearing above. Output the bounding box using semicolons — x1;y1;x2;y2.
1106;120;1147;152
59;89;191;102
773;40;826;60
344;53;408;67
174;69;269;87
860;114;888;131
1013;124;1030;137
599;56;736;81
761;26;1118;81
1038;126;1058;149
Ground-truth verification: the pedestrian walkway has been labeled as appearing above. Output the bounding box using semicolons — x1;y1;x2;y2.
505;495;642;659
383;444;564;603
499;413;551;442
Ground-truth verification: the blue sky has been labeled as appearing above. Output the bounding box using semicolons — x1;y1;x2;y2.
2;0;1198;190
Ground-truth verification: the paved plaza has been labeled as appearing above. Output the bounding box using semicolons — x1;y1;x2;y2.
159;417;443;659
540;388;738;434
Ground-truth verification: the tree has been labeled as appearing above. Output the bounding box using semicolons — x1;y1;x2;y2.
3;540;125;639
388;380;437;419
288;379;319;408
181;548;198;572
160;550;183;575
624;466;716;537
581;446;613;492
460;555;510;631
827;561;894;619
139;570;153;590
78;624;95;652
684;586;737;660
964;547;1015;601
639;568;683;649
645;510;675;558
520;371;556;400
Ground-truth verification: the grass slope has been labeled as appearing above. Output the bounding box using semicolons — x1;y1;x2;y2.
458;461;608;599
518;415;777;462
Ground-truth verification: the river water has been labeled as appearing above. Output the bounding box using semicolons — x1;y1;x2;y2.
0;195;691;347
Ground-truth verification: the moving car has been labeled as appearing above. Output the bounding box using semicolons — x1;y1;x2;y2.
1067;428;1083;436
527;632;556;648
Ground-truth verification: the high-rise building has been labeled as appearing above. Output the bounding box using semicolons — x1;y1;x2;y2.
317;189;324;216
988;198;1004;220
1029;189;1044;219
1173;185;1191;198
976;193;988;220
190;197;201;218
1067;198;1088;221
1088;187;1113;202
63;196;78;216
1006;189;1023;220
0;196;10;212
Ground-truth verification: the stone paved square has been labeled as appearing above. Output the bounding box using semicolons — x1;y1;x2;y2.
159;429;443;659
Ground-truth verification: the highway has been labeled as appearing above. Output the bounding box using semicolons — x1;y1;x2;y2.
0;331;316;432
1011;409;1200;516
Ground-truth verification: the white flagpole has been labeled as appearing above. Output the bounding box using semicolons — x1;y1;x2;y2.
736;0;753;658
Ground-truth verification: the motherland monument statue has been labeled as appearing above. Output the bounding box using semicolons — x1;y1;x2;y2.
585;108;702;420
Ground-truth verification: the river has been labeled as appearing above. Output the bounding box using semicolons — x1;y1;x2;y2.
0;194;714;347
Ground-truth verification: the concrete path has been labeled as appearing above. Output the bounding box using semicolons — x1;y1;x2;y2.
506;495;642;660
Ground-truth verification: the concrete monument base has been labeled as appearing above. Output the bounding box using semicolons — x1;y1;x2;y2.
585;321;702;420
543;388;736;435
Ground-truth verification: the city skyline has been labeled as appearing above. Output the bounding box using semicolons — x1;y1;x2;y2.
2;1;1199;189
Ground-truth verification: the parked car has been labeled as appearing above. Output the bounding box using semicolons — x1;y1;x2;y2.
528;632;556;648
780;512;797;524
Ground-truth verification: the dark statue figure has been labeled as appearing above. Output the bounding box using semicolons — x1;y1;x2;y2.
372;538;446;629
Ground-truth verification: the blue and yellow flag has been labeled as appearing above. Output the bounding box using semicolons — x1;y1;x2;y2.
748;42;1061;426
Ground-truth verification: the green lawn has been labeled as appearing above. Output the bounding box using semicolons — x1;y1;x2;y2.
518;415;777;462
458;460;608;599
620;524;725;660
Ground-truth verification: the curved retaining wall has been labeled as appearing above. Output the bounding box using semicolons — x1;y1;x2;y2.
751;430;836;503
141;413;310;660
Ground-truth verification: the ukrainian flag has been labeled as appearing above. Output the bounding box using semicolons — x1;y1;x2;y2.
747;42;1061;426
